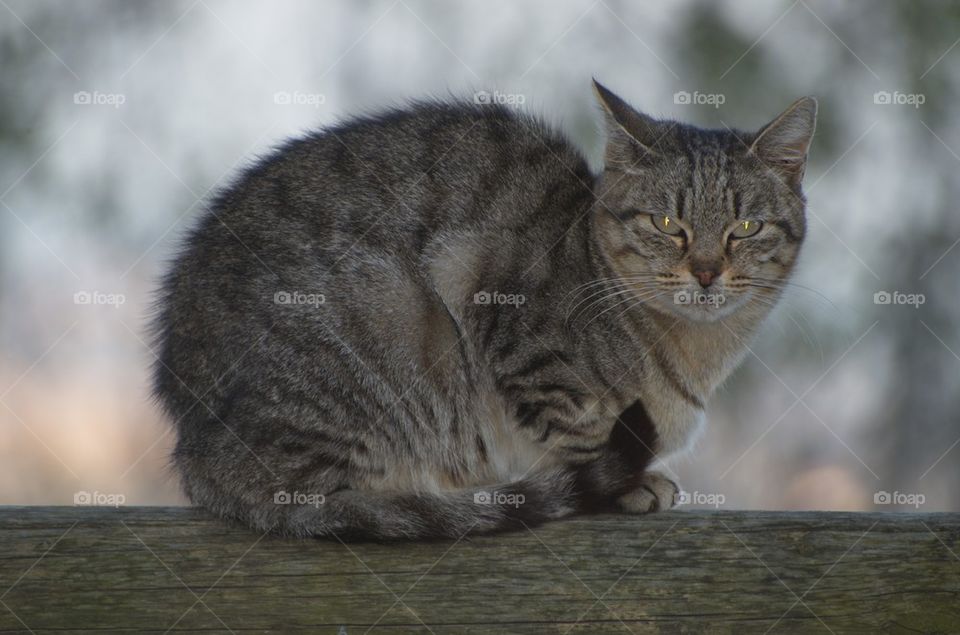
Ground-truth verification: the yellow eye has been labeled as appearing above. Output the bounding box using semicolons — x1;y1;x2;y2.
651;214;684;236
730;219;763;238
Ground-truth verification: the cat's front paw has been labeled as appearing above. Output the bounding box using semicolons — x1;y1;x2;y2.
616;471;679;513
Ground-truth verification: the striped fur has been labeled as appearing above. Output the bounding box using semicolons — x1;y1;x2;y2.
150;82;816;540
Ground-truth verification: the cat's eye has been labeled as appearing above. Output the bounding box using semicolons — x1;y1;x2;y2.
730;219;763;239
650;214;684;237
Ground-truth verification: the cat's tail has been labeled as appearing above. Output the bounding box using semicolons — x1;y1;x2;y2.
241;468;579;541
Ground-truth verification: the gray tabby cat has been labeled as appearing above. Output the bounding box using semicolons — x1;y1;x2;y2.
151;80;816;540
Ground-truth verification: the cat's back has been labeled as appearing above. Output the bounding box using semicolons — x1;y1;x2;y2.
153;99;596;403
208;100;592;243
151;98;596;447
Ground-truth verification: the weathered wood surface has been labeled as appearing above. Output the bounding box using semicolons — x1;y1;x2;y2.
0;507;957;633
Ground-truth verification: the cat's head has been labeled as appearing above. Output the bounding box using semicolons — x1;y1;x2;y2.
591;80;816;323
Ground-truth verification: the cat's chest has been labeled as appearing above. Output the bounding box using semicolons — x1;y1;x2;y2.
634;324;752;457
663;321;753;396
637;384;706;458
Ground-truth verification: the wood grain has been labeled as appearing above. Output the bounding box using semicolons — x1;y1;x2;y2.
0;507;957;633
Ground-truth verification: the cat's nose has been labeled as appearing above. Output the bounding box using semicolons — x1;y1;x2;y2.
693;267;721;288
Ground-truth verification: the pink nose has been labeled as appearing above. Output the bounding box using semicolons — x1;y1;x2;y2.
693;269;719;288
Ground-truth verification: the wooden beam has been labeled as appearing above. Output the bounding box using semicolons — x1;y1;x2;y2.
1;507;957;633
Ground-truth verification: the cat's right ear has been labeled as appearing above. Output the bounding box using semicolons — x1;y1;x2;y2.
592;79;665;171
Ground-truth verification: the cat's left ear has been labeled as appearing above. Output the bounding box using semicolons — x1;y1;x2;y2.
592;79;666;171
749;97;818;188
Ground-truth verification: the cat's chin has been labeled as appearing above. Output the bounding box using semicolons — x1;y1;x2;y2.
649;292;751;323
674;306;736;323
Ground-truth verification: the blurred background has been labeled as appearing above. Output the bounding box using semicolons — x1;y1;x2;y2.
1;0;957;511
